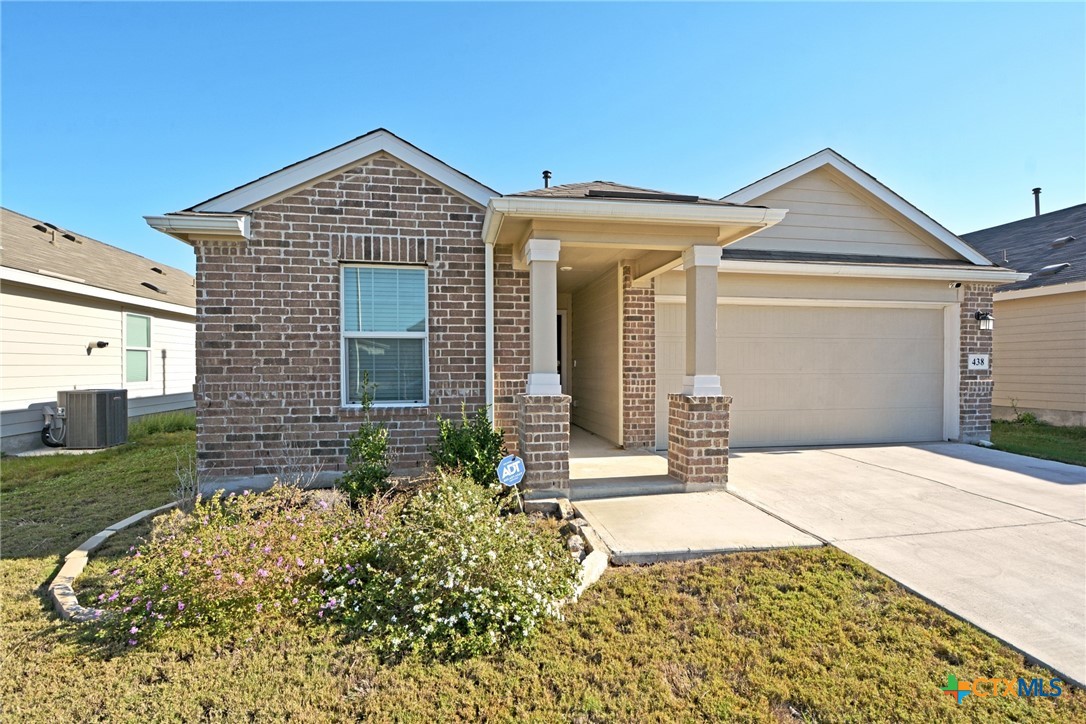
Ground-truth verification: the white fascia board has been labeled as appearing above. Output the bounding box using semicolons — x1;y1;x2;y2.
0;266;196;317
191;130;498;212
722;149;993;266
483;196;787;246
717;259;1028;283
995;280;1086;301
144;214;250;244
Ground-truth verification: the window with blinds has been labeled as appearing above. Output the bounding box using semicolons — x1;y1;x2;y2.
342;266;427;405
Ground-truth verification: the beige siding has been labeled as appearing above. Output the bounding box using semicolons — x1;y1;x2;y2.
657;271;959;305
1;282;195;410
571;267;621;444
993;291;1086;417
728;167;952;259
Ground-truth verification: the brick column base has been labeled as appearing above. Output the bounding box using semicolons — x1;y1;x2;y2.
517;394;571;490
668;394;731;486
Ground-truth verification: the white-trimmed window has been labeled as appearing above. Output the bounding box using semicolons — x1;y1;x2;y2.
125;313;151;383
341;265;428;406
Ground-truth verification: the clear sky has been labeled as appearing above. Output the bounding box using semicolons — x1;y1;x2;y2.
3;2;1083;275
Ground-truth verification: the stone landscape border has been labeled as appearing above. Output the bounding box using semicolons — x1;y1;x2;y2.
49;502;179;622
48;494;611;623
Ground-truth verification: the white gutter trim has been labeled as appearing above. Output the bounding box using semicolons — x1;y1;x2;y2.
0;266;196;317
191;130;497;212
484;238;495;421
722;149;993;267
144;214;250;245
484;196;786;246
717;259;1029;282
995;280;1086;301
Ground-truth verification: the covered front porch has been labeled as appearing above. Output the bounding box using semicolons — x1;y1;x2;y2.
483;182;787;497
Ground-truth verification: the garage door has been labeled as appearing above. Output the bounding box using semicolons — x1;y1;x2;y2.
655;303;945;448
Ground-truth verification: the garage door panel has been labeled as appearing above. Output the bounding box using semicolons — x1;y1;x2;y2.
656;302;945;449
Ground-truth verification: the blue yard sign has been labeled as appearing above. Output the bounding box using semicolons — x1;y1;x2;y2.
496;454;526;487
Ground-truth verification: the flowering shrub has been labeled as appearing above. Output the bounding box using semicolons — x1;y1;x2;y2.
320;473;578;660
96;484;374;646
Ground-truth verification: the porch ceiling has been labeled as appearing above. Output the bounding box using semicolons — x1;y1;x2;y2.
483;195;788;292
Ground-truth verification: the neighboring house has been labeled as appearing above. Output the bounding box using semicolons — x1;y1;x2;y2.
145;129;1022;495
1;208;196;453
961;204;1086;426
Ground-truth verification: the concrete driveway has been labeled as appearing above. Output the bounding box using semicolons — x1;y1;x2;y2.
728;443;1086;687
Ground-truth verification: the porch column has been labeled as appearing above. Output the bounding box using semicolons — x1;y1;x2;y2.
518;237;570;492
525;238;562;395
668;244;731;488
682;245;722;395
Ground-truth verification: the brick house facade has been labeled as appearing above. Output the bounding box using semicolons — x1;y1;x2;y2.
148;130;1022;493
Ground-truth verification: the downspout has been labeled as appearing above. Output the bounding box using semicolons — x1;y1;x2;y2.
485;238;495;422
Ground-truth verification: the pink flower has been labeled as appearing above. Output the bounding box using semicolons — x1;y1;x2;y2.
129;626;139;634
295;558;305;567
129;639;138;646
257;569;269;578
182;550;191;558
177;602;186;611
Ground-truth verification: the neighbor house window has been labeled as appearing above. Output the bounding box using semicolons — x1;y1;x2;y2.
125;314;151;383
342;265;427;405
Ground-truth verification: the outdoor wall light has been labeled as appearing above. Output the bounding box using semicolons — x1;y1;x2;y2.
974;311;994;331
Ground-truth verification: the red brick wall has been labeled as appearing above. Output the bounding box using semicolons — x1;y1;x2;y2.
667;394;731;486
960;283;996;442
492;249;530;455
621;266;656;448
191;153;509;478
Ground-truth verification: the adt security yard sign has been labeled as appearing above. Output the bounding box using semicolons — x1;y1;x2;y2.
496;455;526;487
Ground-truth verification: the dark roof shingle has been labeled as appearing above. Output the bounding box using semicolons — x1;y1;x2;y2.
510;181;750;207
1;208;195;307
961;203;1086;292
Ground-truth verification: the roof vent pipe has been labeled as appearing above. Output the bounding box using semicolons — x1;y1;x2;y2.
1033;187;1041;216
542;170;552;188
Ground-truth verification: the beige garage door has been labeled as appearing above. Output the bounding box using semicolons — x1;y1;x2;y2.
656;303;945;448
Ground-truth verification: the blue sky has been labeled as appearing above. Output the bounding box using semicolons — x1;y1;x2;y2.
3;2;1083;275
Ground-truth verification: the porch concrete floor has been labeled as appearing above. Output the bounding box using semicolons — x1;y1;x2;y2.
574;491;823;565
566;426;697;499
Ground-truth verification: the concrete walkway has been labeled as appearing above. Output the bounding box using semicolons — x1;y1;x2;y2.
575;491;821;564
729;443;1086;688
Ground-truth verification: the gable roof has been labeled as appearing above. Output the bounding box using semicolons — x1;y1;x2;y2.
1;207;195;308
961;203;1086;292
511;180;747;207
722;148;994;266
189;128;499;212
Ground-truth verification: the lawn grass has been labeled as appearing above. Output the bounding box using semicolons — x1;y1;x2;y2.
991;420;1086;467
3;431;1084;721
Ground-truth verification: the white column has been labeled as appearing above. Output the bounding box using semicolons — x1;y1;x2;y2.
682;245;722;396
525;238;563;395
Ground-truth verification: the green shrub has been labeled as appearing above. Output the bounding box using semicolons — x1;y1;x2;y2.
428;404;507;491
95;484;365;646
319;473;578;661
339;422;393;500
1015;411;1040;425
128;410;196;440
